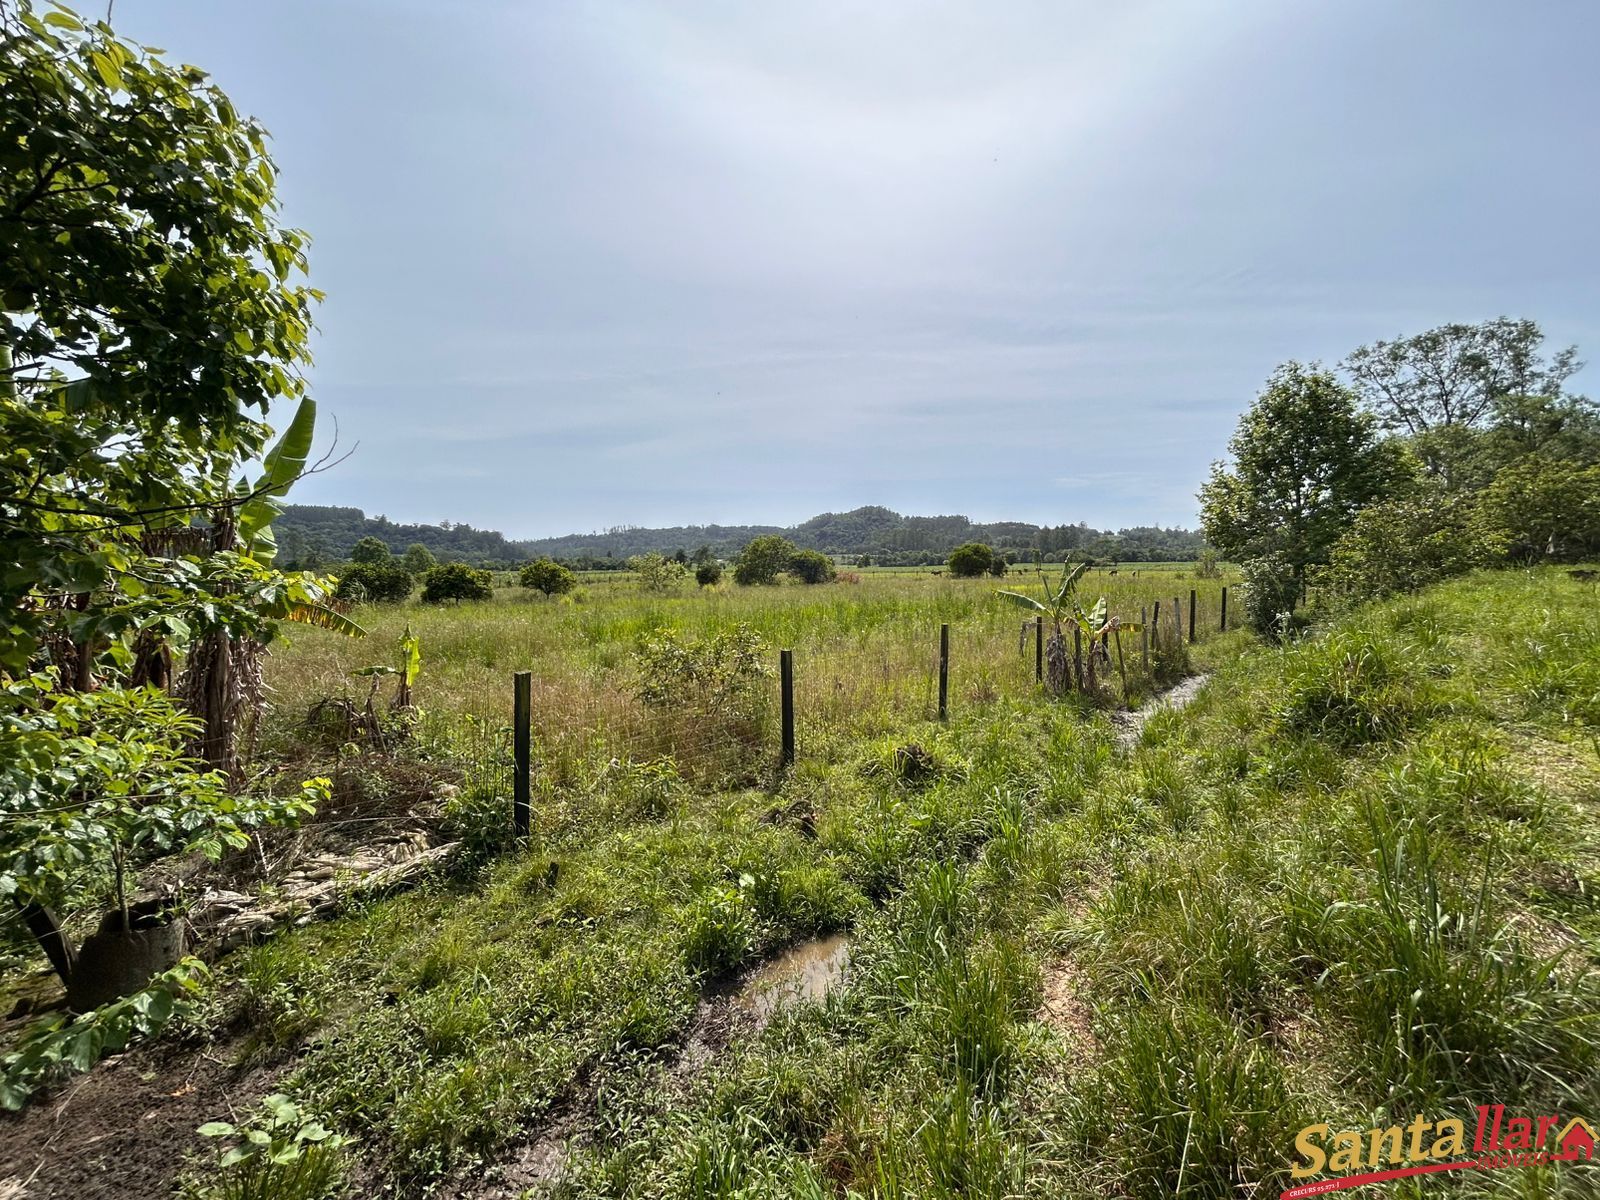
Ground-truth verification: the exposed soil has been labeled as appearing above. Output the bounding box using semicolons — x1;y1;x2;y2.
0;1038;281;1200
1112;672;1211;751
1035;958;1097;1068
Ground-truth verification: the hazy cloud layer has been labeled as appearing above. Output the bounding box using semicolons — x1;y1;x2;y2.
122;0;1598;536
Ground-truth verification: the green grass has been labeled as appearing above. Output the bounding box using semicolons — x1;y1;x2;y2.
186;566;1600;1196
4;566;1586;1194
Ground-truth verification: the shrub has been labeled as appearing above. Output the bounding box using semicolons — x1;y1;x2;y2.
519;557;575;596
1239;553;1299;637
349;535;391;565
1321;491;1501;602
1474;455;1600;562
733;535;798;586
1194;549;1222;579
787;548;836;585
695;561;723;587
947;542;995;578
988;555;1008;577
333;560;413;604
629;551;688;593
420;563;493;604
635;624;771;775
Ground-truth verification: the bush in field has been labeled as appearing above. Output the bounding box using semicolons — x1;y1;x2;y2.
695;561;723;587
947;542;995;578
520;557;575;596
635;625;771;772
349;536;392;565
1473;455;1600;562
1239;553;1300;638
787;548;836;584
1322;491;1502;601
989;554;1009;577
334;561;413;604
733;535;797;585
1195;549;1222;579
629;551;688;592
420;563;492;604
401;544;437;576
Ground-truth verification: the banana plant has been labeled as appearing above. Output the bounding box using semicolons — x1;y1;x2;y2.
998;561;1140;694
237;395;317;565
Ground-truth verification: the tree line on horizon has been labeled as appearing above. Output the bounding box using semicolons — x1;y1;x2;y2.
271;503;1206;571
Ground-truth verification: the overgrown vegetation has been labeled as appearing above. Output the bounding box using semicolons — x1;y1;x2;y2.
54;567;1584;1196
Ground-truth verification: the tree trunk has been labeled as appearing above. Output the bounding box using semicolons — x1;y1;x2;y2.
15;900;75;988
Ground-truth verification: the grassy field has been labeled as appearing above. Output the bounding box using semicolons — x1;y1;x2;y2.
152;567;1598;1196
7;567;1597;1199
262;566;1235;794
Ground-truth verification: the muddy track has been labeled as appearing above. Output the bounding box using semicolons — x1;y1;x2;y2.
1111;672;1211;751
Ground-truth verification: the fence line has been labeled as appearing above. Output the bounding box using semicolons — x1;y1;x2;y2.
497;583;1239;830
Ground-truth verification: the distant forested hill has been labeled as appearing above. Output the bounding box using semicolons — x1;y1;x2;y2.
273;506;523;566
274;503;1205;568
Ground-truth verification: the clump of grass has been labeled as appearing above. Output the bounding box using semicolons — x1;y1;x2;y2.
1276;627;1443;746
1072;1003;1303;1198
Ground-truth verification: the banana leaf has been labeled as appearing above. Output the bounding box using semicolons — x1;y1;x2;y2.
996;589;1049;613
239;396;316;560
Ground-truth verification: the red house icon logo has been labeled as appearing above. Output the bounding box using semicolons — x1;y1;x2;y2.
1557;1117;1596;1162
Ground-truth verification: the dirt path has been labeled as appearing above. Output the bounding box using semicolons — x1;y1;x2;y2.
0;1039;280;1200
1111;672;1211;751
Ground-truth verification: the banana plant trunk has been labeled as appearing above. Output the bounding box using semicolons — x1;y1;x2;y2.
1045;623;1070;696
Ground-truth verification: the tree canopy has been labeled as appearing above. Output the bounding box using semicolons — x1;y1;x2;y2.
1199;363;1402;591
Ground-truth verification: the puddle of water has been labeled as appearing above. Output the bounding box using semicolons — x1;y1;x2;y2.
736;934;850;1020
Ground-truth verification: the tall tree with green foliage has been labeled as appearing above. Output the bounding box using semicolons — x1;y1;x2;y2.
1199;363;1403;597
1343;318;1584;486
0;4;346;1010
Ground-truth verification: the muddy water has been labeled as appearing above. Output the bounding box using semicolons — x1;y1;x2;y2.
737;934;850;1020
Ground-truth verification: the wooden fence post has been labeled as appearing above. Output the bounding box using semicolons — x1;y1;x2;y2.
1189;589;1197;644
1141;605;1149;667
1220;586;1228;631
938;623;950;721
513;670;531;838
1034;616;1043;684
780;649;795;767
1173;596;1181;643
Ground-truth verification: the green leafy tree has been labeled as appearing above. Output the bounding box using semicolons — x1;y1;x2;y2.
695;561;723;587
349;536;391;565
0;4;349;1007
947;542;995;577
420;562;493;604
519;557;575;596
733;535;797;586
1343;318;1584;486
334;561;413;604
629;551;688;593
787;548;836;584
401;544;437;576
1199;363;1405;603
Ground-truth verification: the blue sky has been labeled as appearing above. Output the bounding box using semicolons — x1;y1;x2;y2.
119;1;1599;537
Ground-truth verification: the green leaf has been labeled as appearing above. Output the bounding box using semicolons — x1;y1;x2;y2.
995;589;1047;613
238;396;316;559
43;10;84;29
198;1121;237;1137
